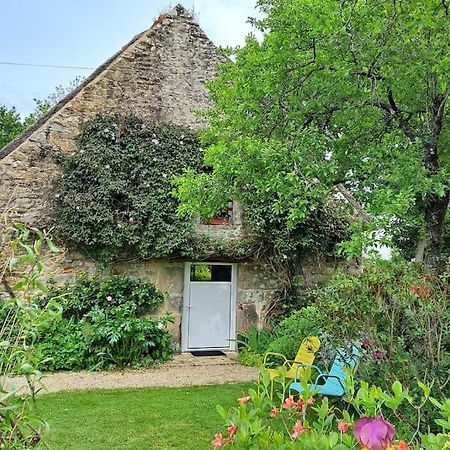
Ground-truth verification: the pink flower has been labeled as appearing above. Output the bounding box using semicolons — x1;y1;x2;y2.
283;395;297;409
353;416;395;450
211;433;226;449
373;349;383;360
237;395;251;405
227;426;238;438
291;420;306;439
305;396;314;405
270;407;278;417
338;421;351;433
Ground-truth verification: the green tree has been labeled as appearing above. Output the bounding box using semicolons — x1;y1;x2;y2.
0;105;28;149
176;0;450;268
31;76;83;118
0;77;83;150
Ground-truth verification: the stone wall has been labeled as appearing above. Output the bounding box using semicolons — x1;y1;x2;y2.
44;249;277;349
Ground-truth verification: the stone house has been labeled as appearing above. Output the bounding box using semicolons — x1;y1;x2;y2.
0;5;332;352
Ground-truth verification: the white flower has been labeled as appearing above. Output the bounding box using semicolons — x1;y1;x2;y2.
152;138;159;145
106;296;113;302
157;322;165;330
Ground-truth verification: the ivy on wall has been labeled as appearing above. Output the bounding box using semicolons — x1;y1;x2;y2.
53;114;203;260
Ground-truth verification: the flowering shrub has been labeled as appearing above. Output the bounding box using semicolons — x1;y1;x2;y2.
273;260;450;435
212;371;450;449
53;114;203;261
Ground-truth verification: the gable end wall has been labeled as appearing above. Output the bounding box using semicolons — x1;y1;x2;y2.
0;11;224;227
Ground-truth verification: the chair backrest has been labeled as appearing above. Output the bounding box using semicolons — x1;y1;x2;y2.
319;345;360;396
287;336;320;378
329;345;360;381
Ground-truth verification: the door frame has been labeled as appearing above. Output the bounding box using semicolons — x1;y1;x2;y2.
181;262;237;352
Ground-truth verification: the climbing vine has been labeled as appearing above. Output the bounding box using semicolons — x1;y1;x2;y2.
53;114;203;260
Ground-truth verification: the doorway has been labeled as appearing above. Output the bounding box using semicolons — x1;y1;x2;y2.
182;263;236;352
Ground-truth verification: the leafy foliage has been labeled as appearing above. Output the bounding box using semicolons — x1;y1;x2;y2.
311;261;450;397
176;0;450;267
266;306;322;360
0;105;32;149
33;315;87;371
82;302;172;369
0;218;63;448
269;259;449;434
236;324;277;366
53;114;203;260
35;274;173;370
214;372;450;449
40;273;165;320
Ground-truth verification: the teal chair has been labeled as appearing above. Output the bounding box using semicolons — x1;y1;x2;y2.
289;345;360;397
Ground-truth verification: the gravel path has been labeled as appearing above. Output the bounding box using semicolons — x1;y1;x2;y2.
8;353;258;394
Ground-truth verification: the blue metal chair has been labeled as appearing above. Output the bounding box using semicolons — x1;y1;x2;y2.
289;345;360;397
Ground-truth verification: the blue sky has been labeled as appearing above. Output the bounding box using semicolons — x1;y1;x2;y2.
0;0;257;116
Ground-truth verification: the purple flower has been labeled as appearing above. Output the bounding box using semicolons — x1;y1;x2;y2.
353;416;395;450
373;349;383;360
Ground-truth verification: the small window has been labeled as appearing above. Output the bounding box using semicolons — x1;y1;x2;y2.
190;264;232;282
204;202;233;225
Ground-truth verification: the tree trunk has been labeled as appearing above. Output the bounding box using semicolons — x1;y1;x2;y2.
423;190;449;269
414;237;427;263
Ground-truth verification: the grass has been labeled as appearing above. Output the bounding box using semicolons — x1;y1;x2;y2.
39;383;252;450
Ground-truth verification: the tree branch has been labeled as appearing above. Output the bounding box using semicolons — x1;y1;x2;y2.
335;183;372;223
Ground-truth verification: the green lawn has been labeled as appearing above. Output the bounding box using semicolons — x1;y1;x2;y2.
39;383;252;450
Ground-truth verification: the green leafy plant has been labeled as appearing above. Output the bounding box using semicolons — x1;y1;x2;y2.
82;303;173;369
212;372;450;449
39;273;165;320
0;216;63;448
34;314;87;371
266;306;323;361
176;0;450;269
35;274;173;370
53;114;203;260
276;259;450;435
236;324;277;367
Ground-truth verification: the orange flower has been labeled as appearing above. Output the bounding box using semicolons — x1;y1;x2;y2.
337;421;351;433
227;425;238;438
410;284;431;298
211;433;227;449
291;420;306;439
237;395;251;404
396;440;410;450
